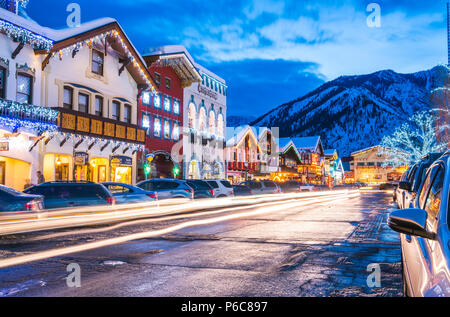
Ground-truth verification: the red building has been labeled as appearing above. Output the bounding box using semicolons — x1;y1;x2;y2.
137;48;201;180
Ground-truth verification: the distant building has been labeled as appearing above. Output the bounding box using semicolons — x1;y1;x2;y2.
324;149;344;185
351;146;408;184
292;136;325;184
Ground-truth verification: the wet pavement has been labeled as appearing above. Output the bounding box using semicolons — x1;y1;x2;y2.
0;191;403;297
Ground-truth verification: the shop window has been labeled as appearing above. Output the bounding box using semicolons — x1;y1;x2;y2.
63;86;74;110
164;119;171;140
0;67;5;99
95;96;103;117
165;77;171;89
78;93;89;113
188;103;196;129
173;99;180;115
112;101;120;120
124;104;132;124
153;117;161;138
142;113;151;134
0;161;4;185
16;73;32;104
164;95;171;112
208;111;216;135
154;72;161;86
92;49;104;76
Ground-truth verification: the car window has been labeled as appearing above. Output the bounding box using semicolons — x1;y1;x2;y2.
108;185;131;194
419;165;441;210
27;185;108;200
207;181;219;189
423;166;445;230
263;181;276;188
221;181;232;188
246;182;262;189
187;181;210;190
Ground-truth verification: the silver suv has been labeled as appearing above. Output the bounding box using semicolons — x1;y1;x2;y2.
205;180;234;198
239;180;281;195
137;179;193;200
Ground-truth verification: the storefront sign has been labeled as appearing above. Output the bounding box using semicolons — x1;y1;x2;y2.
198;85;218;100
0;142;9;151
74;152;89;166
111;156;132;167
77;117;90;133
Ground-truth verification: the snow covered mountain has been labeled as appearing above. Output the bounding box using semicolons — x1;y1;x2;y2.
227;115;257;127
251;66;447;156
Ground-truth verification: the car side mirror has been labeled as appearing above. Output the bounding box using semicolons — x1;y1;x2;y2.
388;209;435;240
398;181;412;191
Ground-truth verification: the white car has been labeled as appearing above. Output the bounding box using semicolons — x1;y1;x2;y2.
299;183;316;192
205;180;235;198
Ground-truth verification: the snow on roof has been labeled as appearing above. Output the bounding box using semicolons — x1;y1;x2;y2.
144;45;196;67
0;7;53;40
351;145;382;156
226;125;257;147
194;62;226;84
278;138;293;152
291;136;321;151
324;149;337;157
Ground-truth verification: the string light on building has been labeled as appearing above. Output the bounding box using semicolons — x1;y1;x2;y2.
0;18;53;51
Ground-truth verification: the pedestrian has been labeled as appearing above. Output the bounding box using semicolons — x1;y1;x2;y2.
36;171;45;184
23;179;32;190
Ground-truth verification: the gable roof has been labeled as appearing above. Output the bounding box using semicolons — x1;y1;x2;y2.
291;136;324;155
226;125;258;148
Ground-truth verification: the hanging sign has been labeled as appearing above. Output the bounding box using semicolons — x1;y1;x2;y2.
111;156;132;167
74;152;89;166
0;142;9;151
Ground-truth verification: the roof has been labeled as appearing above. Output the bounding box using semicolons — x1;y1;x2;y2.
324;149;337;157
143;45;202;88
195;62;226;85
226;125;258;148
278;138;294;152
351;145;382;156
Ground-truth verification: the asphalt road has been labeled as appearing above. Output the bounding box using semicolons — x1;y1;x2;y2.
0;191;402;297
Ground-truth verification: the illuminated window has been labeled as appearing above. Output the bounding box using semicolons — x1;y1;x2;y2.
164;95;171;112
165;77;171;89
142;113;150;134
154;72;161;86
92;49;104;76
164;119;171;139
173;122;180;141
142;91;151;106
173;99;180;115
208;111;215;135
153;93;161;109
199;107;206;132
188;103;196;129
153;117;161;138
0;67;6;99
16;73;32;104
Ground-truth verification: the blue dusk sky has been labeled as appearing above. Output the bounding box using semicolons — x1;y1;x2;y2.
25;0;448;117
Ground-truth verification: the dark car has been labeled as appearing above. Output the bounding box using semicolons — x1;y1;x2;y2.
24;182;115;209
137;179;193;200
0;185;44;212
102;182;158;204
397;153;443;209
185;180;214;199
388;151;450;297
232;185;253;197
279;181;303;193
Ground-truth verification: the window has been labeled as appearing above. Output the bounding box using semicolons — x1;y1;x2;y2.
78;93;89;113
0;67;5;99
63;86;73;110
153;93;161;109
95;96;103;117
423;166;445;231
142;113;150;134
419;165;441;210
92;49;104;76
16;73;32;104
165;77;171;89
173;122;180;141
142;91;151;106
154;73;161;86
164;119;171;139
112;101;120;121
164;96;171;112
124;104;132;124
173;99;180;115
153;117;161;138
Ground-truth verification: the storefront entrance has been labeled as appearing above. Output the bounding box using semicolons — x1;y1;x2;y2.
149;153;175;179
89;158;109;183
0;156;31;190
111;156;132;184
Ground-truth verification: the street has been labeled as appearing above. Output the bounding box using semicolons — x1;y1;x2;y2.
0;191;403;297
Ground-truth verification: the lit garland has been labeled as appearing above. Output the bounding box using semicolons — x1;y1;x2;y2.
0;18;53;51
56;30;155;92
0;116;58;134
0;99;59;123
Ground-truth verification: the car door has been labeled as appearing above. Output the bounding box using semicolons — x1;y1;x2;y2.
107;185;131;204
402;165;441;296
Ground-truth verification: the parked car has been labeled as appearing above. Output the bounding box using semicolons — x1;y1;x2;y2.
388;151;450;297
0;185;44;212
24;182;115;209
394;170;411;204
137;179;193;200
397;153;443;209
379;182;398;191
205;180;234;198
102;182;158;204
232;185;253;197
279;180;314;193
185;180;214;199
299;183;317;192
239;180;280;195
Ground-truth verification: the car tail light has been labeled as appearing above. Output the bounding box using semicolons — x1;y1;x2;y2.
249;189;253;194
25;201;35;211
209;189;214;196
147;193;158;200
106;196;116;205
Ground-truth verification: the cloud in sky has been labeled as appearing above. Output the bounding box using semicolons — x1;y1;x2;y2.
25;0;448;116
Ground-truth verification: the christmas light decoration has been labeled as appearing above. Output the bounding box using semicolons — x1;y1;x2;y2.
0;99;59;123
0;116;58;134
0;18;53;51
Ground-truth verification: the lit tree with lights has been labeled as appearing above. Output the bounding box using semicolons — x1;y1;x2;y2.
430;65;450;148
379;111;446;167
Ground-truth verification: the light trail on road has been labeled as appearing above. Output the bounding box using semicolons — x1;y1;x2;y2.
0;191;360;269
0;190;360;236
